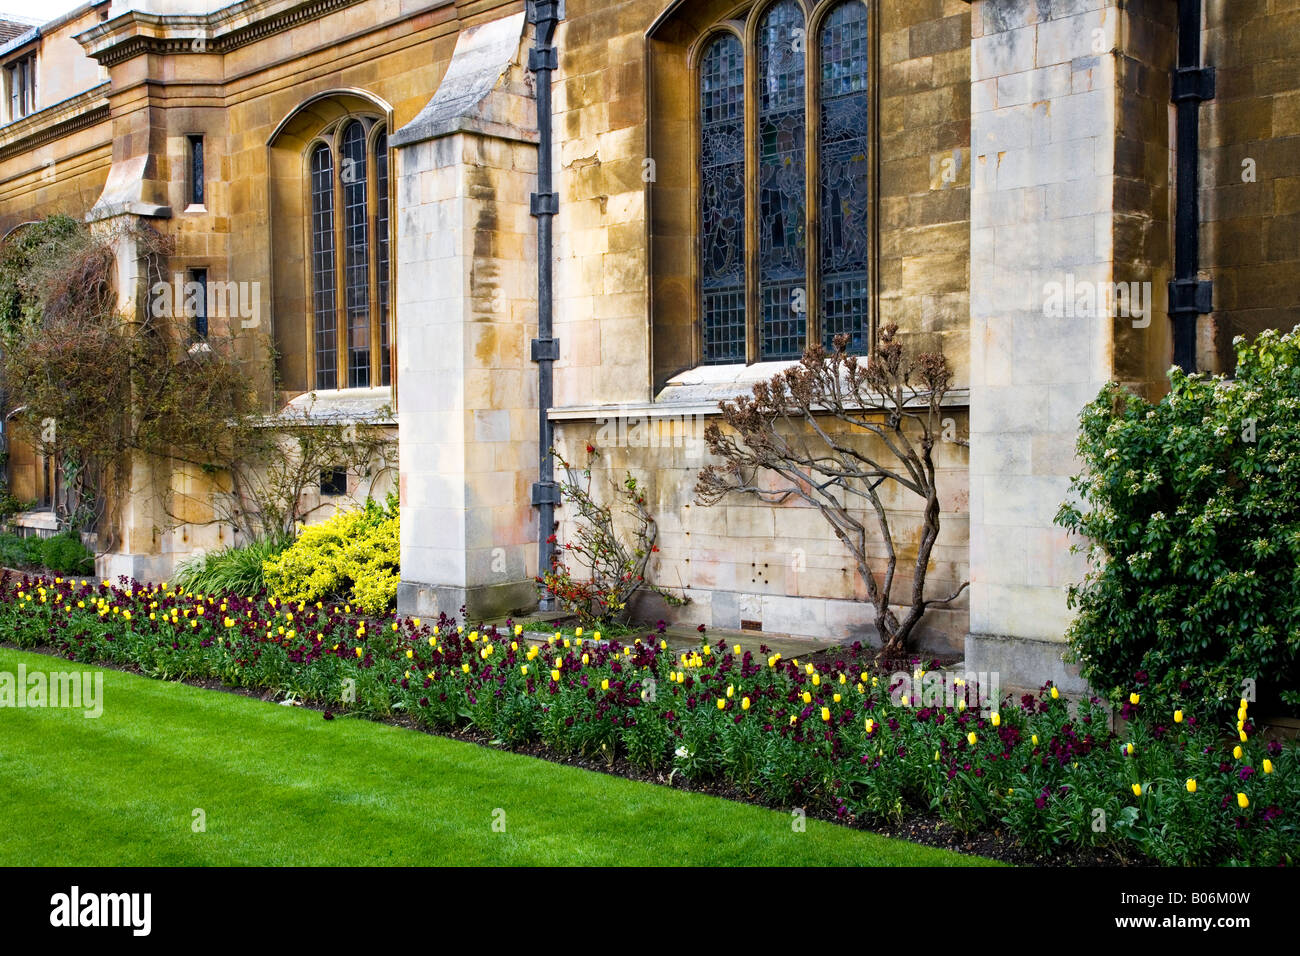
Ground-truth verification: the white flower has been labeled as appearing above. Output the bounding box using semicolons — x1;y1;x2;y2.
674;746;691;760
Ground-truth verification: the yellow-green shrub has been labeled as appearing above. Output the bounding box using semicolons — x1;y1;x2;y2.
263;495;398;615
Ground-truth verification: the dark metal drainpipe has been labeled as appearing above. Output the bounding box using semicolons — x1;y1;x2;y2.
529;0;562;609
1169;0;1214;372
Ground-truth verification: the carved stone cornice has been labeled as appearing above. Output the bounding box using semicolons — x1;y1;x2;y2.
75;0;395;68
0;83;110;162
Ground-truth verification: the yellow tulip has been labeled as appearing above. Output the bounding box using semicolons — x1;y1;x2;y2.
1132;783;1142;797
601;679;610;691
521;666;528;675
461;663;470;674
717;698;726;710
726;685;734;698
1129;692;1140;705
1263;759;1273;774
865;718;875;734
833;693;841;703
741;697;751;711
820;707;831;722
1186;778;1196;793
812;674;821;686
789;715;798;726
967;732;977;746
1050;686;1059;699
1174;709;1184;723
733;644;741;655
550;669;560;682
801;691;812;704
991;713;1001;727
1234;745;1243;759
1237;792;1249;810
1031;734;1039;746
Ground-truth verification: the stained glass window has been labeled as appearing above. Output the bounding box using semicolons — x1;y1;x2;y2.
341;121;370;389
374;129;391;387
694;0;872;365
310;142;337;390
758;0;808;361
819;1;870;353
700;33;746;364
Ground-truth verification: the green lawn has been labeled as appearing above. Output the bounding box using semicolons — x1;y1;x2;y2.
0;647;992;866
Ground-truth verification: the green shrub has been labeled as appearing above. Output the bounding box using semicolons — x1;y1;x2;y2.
39;532;95;575
0;532;40;569
173;535;289;597
1058;327;1300;715
263;495;398;615
0;530;91;574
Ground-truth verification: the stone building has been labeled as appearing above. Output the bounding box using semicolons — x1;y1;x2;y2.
1;0;1297;686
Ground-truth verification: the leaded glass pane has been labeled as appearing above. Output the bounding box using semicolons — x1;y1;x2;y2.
374;129;391;387
310;142;337;390
699;33;746;364
341;120;370;389
820;1;870;353
758;0;807;360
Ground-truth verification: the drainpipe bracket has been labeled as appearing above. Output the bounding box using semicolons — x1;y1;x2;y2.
1168;278;1213;316
531;337;560;362
528;0;564;26
530;192;558;216
1172;66;1215;103
531;481;561;507
528;46;558;72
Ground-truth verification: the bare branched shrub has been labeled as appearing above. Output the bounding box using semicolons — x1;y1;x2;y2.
695;326;967;659
0;215;395;549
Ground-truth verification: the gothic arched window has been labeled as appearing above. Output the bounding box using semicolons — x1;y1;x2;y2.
306;116;392;390
698;0;872;364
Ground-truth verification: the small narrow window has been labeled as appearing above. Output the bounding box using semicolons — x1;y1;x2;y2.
189;268;208;339
374;129;391;387
819;1;870;352
6;55;37;120
5;56;35;121
320;468;347;496
310;142;338;390
188;135;205;207
758;0;808;361
699;33;747;364
341;121;370;389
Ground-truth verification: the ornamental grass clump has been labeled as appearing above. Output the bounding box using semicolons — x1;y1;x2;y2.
2;573;1296;866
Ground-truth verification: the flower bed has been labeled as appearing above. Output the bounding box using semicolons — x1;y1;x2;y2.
2;571;1296;866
